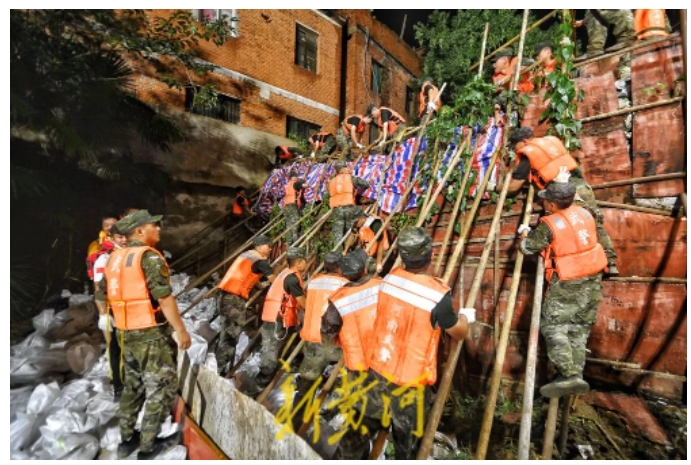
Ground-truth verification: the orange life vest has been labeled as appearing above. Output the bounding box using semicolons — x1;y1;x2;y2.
300;273;349;343
341;115;366;136
310;131;332;150
262;268;304;327
329;173;355;208
104;246;168;331
635;9;668;40
283;178;303;208
516;136;578;188
330;277;382;372
541;205;608;282
418;81;441;117
278;146;294;161
217;250;266;299
359;216;390;257
368;268;449;386
232;195;248;215
376;107;405;134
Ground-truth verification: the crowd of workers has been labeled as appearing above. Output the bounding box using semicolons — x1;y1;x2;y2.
78;9;672;460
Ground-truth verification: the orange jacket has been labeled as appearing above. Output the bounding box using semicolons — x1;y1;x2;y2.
541;205;608;281
418;81;441;117
358;216;390;257
283;178;303;208
494;57;533;92
635;9;668;40
262;268;303;327
329;173;355;208
300;273;349;343
341;115;366;136
330;277;382;371
232;195;248;215
217;250;266;299
516;136;578;188
277;146;294;160
376;107;405;135
368;268;449;386
104;246;168;330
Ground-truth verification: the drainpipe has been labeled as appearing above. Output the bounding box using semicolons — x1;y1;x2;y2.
339;18;349;121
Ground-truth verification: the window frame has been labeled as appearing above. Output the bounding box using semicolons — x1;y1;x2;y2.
194;9;239;37
371;59;383;95
286;115;321;141
368;122;380;145
295;23;319;73
405;85;415;119
185;86;241;125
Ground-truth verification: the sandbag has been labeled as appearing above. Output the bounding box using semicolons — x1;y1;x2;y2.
9;382;61;451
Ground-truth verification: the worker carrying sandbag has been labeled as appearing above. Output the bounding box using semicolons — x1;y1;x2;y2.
337;114;372;160
368;104;406;152
519;181;607;398
308;131;337;159
329;161;370;252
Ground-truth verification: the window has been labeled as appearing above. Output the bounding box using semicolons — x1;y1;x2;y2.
371;60;383;95
185;87;241;124
295;24;318;72
287;116;320;141
405;86;415;119
368;122;380;145
194;9;239;37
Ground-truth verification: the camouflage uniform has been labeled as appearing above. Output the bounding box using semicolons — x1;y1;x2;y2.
95;240;177;454
521;223;604;379
298;341;342;381
585;9;636;79
215;293;251;375
255;320;295;388
569;173;618;266
336;128;351;155
284;203;301;245
331;176;369;252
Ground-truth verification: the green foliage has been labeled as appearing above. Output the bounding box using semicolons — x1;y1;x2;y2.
288;132;312;155
415;10;560;97
538;13;584;150
390;211;416;236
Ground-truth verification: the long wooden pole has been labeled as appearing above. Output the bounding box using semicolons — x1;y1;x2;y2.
558;394;574;456
476;187;535;459
579;96;685;123
574;33;680;68
591;171;686;189
468;10;559;72
418;10;531;460
478;23;490;76
517;256;545;459
542;397;560;459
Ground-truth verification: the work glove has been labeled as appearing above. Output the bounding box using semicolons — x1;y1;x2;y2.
486;181;497;192
98;314;115;332
310;152;316;158
458;308;476;325
517;224;532;236
427;101;437;112
554;166;571;184
378;140;386;149
356;143;364;150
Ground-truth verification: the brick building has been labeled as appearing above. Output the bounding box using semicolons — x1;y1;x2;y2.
133;9;422;144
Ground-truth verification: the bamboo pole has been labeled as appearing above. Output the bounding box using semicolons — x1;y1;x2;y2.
256;339;306;405
418;11;531;459
557;395;574;457
475;186;535;459
574;33;680;68
596;200;674;216
542;397;560;459
418;138;443;214
432;136;473;276
579;96;685;123
591;172;687;189
468;10;559;72
478;23;490;76
517;256;545;459
369;429;389;460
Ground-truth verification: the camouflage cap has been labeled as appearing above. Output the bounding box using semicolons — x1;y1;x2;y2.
334;161;348;172
538;181;577;202
341;249;367;278
114;210;162;235
286;246;306;260
252;234;271;247
492;47;514;62
398;227;433;261
534;41;554;57
323;252;343;271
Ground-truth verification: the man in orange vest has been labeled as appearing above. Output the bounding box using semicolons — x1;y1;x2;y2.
346;213;389;274
534;41;556;85
418;79;441;119
274;145;299;167
508;127;619;275
330;228;475;459
634;9;669;41
329;161;370;252
249;246;308;395
214;234;275;376
492;48;514;88
337;114;371;158
283;170;306;245
308;131;337;159
87;216;118;278
368;104;406;151
95;210;191;459
291;252;347;427
231;186;251;217
519;182;607;398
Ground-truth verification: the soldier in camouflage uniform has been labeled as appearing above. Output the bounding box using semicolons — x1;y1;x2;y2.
283;171;305;246
214;235;274;376
520;183;605;398
509;128;619;275
95;210;191;459
583;9;636;79
330;161;370;252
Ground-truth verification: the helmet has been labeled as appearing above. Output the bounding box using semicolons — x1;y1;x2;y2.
335;161;348;172
286;246;306;261
398;227;433;262
323;252;343;272
252;234;271;247
341;249;367;280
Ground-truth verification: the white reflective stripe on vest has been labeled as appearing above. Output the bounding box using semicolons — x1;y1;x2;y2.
383;274;446;302
363;216;376;229
308;283;344;291
240;250;261;262
310;277;347;286
333;285;381;316
380;283;437;312
336;294;379;317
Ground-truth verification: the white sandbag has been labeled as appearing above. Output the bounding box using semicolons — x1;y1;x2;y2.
42;306;98;341
39;409;98;444
83;355;111;381
68;293;92;307
61;289;72;298
10;347;71;384
158;445;188;460
32;309;56;335
205;353;218;372
10;386;34;423
54;379;92;410
9;382;61;450
99;424;121;452
37;432;99;460
87;392;118;425
157;415;179;438
10;331;50;357
170;273;192;296
175;331;208;366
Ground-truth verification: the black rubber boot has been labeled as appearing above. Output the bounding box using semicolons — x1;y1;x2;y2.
606;264;620;277
137;431;182;460
116;432;140;459
291;376;316;432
